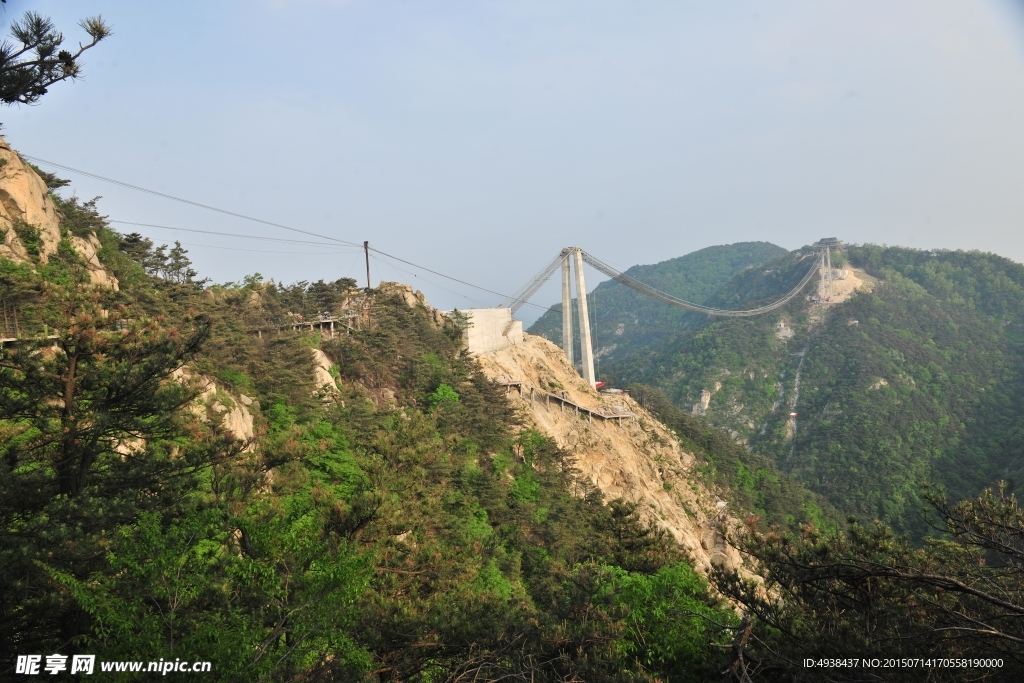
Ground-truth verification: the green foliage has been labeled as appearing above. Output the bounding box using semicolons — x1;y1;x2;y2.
604;562;737;679
1;214;741;680
27;162;70;191
216;367;254;392
426;382;459;409
0;11;111;111
610;245;1024;538
606;249;818;443
629;385;839;534
5;56;1022;674
0;266;237;669
53;194;107;239
307;277;357;311
760;247;1024;535
717;485;1024;680
11;220;41;260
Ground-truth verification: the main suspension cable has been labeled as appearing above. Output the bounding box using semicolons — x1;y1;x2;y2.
580;249;821;317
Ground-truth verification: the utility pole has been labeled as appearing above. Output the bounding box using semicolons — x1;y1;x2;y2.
364;241;371;290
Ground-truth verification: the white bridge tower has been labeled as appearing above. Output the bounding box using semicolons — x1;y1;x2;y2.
560;247;597;388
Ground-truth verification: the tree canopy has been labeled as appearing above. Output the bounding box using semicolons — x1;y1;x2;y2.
0;10;110;121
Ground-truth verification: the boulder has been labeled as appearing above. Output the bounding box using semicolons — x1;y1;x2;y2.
68;233;119;290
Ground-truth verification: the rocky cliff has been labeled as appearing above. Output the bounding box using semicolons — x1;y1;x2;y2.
0;137;117;289
475;332;743;575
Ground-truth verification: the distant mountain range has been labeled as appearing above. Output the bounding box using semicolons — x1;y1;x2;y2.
533;242;1024;537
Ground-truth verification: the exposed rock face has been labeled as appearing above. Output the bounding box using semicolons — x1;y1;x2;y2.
694;390;712;416
312;348;339;395
0;136;118;289
826;267;874;304
68;234;119;289
217;398;255;441
378;281;447;326
173;367;255;443
0;138;62;264
476;333;744;575
692;382;721;416
378;281;424;309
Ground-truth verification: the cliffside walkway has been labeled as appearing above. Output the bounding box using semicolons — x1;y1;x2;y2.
496;378;634;423
1;311;59;347
251;313;363;339
1;333;58;346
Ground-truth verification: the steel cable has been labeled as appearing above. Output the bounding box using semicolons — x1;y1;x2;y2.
580;250;822;317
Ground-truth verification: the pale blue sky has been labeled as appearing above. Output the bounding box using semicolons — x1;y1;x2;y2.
4;1;1024;321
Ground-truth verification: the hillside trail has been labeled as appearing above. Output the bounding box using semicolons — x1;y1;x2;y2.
475;332;743;575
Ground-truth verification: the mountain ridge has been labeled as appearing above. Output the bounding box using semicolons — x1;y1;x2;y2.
599;244;1024;536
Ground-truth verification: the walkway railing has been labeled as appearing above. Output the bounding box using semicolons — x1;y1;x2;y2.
495;377;634;423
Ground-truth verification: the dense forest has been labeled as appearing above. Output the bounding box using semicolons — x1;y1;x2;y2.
1;189;747;681
600;244;1024;539
5;174;1024;680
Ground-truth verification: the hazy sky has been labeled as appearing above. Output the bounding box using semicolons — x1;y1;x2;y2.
4;1;1024;322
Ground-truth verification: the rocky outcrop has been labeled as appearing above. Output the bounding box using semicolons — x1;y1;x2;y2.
692;382;721;416
0;136;118;289
217;396;255;442
378;281;424;309
379;281;447;326
476;333;744;575
68;234;119;289
173;367;255;442
312;348;339;395
0;138;62;264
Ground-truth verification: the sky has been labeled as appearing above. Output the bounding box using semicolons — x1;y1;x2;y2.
3;0;1024;323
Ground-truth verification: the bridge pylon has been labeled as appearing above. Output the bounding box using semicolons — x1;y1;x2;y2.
560;247;597;389
561;252;573;367
813;238;842;302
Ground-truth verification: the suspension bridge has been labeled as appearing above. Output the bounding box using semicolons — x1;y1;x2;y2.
7;155;844;373
473;239;843;388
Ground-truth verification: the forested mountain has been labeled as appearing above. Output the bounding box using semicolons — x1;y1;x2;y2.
5;9;1024;678
604;244;1024;537
527;242;787;367
0;170;749;680
6;160;1024;680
